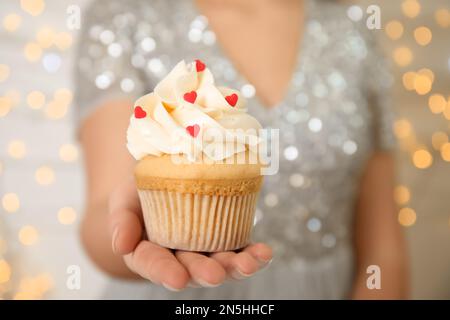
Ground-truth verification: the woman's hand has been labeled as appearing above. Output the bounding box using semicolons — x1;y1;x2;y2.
108;177;273;291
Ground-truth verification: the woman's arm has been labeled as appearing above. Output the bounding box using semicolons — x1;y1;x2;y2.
79;99;138;278
352;152;409;299
79;100;273;289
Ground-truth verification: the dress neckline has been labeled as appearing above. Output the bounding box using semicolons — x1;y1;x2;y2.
186;0;313;111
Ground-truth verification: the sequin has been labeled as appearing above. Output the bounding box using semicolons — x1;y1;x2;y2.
264;193;279;207
120;78;135;92
284;146;299;161
190;15;208;30
108;43;123;57
295;92;309;107
313;83;328;98
95;73;111;89
89;25;102;39
99;30;115;45
202;30;216;46
188;28;202;43
241;84;255;98
223;68;236;81
131;54;145;68
307;218;322;232
147;58;164;75
342;140;358;155
321;234;337;248
140;37;156;52
347;5;363;22
327;71;347;91
293;72;305;86
289;173;305;188
285;110;301;124
308;117;322;132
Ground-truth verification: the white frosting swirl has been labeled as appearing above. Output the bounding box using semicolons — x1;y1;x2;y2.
127;60;262;161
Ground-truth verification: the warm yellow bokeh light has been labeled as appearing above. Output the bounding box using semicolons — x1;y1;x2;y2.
394;185;410;205
35;166;55;185
0;260;12;284
54;32;73;50
58;207;77;225
441;143;450;162
3;13;22;32
402;72;416;91
0;64;10;82
34;273;54;293
393;47;413;67
394;119;412;139
7;140;27;159
418;68;434;83
443;100;450;120
27;90;46;109
2;193;20;213
402;0;421;19
428;94;446;114
24;42;42;62
59;144;79;162
36;27;54;48
0;96;13;117
432;131;448;150
385;20;404;40
414;26;432;46
6;89;21;105
14;292;36;300
413;149;433;169
20;0;45;16
45;100;68;119
435;9;450;28
398;207;417;227
414;75;432;95
53;88;73;105
14;273;53;299
19;226;39;246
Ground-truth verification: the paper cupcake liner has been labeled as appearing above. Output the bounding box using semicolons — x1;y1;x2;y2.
138;190;258;252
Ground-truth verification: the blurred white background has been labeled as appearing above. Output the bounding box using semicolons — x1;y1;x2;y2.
0;0;449;299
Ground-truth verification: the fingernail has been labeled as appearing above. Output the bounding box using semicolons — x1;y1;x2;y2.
258;258;273;269
195;278;222;288
162;282;182;292
231;269;254;280
111;227;119;254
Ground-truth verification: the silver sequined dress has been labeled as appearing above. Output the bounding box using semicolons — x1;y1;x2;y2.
74;0;395;299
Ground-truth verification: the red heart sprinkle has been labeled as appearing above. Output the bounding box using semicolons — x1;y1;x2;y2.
225;93;238;107
195;59;206;72
183;91;197;103
186;124;200;138
134;106;147;118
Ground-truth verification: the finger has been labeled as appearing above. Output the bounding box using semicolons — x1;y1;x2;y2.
175;251;226;287
109;208;142;255
210;251;258;280
124;241;190;291
242;242;273;266
109;177;143;255
109;176;142;215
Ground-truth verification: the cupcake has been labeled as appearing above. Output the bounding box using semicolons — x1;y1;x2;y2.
127;60;263;252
